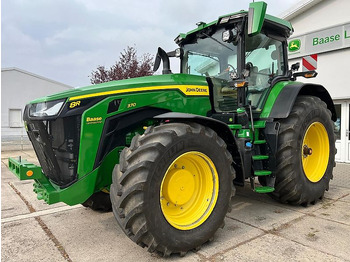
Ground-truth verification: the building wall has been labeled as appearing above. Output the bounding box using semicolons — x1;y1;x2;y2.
286;0;350;99
289;48;350;99
288;0;349;35
1;68;72;136
284;0;350;162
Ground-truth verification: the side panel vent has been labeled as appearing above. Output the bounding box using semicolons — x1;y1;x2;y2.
107;99;122;114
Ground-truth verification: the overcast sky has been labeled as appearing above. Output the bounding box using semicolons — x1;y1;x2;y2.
2;0;297;87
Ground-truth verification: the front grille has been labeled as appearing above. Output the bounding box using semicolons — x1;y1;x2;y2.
24;107;81;187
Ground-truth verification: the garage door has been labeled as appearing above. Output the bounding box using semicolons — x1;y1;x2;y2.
9;109;22;127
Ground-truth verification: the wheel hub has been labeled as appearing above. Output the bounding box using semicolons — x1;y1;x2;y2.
162;167;195;206
303;145;313;157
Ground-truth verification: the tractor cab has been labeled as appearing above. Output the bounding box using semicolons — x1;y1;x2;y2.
180;28;287;112
176;2;292;114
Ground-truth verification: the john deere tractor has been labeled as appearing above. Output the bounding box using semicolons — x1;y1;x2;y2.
9;1;336;256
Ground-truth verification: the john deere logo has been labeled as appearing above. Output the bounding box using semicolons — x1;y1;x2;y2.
288;39;301;52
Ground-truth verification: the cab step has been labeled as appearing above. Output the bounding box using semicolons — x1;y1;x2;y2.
255;186;275;193
253;140;266;145
254;170;272;176
252;155;269;161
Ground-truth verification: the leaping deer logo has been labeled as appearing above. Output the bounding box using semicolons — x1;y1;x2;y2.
289;39;301;52
290;42;298;49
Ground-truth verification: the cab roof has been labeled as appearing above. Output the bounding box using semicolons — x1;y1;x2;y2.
175;10;293;44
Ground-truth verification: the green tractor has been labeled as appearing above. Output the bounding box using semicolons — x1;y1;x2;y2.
9;1;336;256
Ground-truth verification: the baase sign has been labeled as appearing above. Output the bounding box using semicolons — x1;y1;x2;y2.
288;23;350;59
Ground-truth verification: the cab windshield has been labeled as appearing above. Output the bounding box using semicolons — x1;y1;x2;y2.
181;28;238;80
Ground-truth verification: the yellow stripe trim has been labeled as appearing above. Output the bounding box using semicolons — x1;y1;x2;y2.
68;85;209;101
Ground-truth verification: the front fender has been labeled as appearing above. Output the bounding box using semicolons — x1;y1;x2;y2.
154;112;235;144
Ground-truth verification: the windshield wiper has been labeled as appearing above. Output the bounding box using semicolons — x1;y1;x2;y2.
202;32;235;52
188;51;220;62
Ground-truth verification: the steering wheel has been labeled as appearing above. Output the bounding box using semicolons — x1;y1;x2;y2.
217;64;238;80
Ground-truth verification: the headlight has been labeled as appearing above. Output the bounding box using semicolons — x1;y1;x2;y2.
29;99;65;117
222;30;233;42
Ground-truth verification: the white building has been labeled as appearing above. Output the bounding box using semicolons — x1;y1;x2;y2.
1;68;72;137
281;0;350;162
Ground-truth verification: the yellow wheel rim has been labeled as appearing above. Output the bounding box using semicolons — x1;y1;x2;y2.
160;151;219;230
301;122;329;182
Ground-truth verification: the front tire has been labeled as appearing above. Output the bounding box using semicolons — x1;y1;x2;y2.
110;123;235;256
82;191;112;211
272;96;335;205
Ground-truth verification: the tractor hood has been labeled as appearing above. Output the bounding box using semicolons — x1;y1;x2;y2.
29;74;208;104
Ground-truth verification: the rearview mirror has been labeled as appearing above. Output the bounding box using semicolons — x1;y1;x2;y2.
291;62;300;71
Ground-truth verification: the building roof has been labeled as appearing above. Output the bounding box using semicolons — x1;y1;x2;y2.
1;67;72;89
280;0;324;20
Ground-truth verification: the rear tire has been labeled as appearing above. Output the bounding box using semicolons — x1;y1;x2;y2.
271;96;335;206
110;122;235;256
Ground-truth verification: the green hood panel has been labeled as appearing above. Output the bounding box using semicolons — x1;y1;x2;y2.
30;74;208;104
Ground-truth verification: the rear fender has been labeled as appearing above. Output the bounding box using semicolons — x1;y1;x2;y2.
269;83;336;121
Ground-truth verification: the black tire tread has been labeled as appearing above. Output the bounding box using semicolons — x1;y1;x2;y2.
81;191;112;212
110;122;235;256
271;96;335;206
